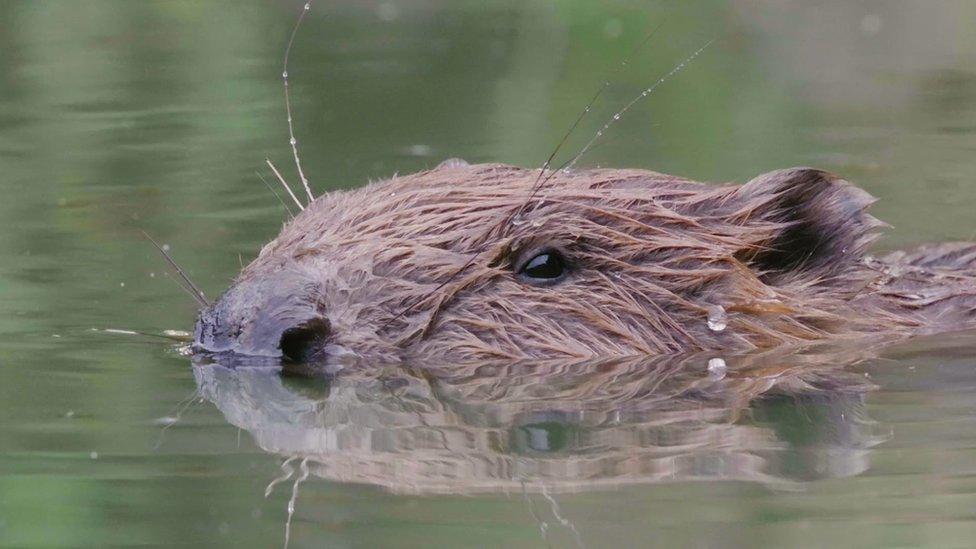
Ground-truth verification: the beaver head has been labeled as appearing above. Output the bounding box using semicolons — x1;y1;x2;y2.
191;159;910;364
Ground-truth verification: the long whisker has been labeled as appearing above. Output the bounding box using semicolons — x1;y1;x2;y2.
563;38;715;172
282;1;315;204
162;273;204;308
520;17;670;217
266;158;305;211
257;171;295;219
95;327;193;343
142;231;210;308
527;39;715;205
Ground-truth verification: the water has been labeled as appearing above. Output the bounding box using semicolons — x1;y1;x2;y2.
2;1;976;547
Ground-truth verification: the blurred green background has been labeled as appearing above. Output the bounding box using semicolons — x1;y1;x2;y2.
2;1;976;547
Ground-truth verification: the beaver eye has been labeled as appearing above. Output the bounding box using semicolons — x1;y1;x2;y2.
518;250;567;285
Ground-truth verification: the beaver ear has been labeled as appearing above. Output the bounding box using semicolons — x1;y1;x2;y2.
729;168;881;280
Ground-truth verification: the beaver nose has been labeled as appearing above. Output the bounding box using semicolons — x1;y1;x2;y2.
193;273;330;360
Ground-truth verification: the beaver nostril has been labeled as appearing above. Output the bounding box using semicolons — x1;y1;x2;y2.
279;317;331;362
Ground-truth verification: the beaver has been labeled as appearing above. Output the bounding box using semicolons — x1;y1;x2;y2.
192;160;976;364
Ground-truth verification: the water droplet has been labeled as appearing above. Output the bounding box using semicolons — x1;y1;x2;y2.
612;113;620;120
303;2;311;10
64;410;75;418
119;282;125;288
707;358;727;379
289;137;297;146
282;70;288;79
706;305;727;332
89;451;99;460
161;244;170;252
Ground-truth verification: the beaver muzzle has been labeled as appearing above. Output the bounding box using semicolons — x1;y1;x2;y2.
193;272;332;362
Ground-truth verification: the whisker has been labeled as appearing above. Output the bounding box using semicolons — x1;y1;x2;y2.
267;158;305;211
519;17;671;220
525;39;714;208
94;327;193;343
257;171;295;219
564;38;715;171
158;272;203;307
142;231;210;308
282;1;315;204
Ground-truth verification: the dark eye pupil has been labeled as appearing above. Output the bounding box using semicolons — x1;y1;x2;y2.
522;252;564;279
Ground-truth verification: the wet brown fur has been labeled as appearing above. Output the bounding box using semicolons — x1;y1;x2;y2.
196;161;976;363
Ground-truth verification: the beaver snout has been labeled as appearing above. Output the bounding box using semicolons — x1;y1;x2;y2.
193;272;332;362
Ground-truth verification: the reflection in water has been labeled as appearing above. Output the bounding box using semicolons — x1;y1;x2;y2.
0;0;975;545
192;342;889;496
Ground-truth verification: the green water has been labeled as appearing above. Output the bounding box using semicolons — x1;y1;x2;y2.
2;1;976;547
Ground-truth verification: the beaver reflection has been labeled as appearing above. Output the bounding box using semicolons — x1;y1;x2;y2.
192;344;887;494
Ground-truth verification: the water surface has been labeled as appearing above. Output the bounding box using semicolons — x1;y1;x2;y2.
2;1;976;547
